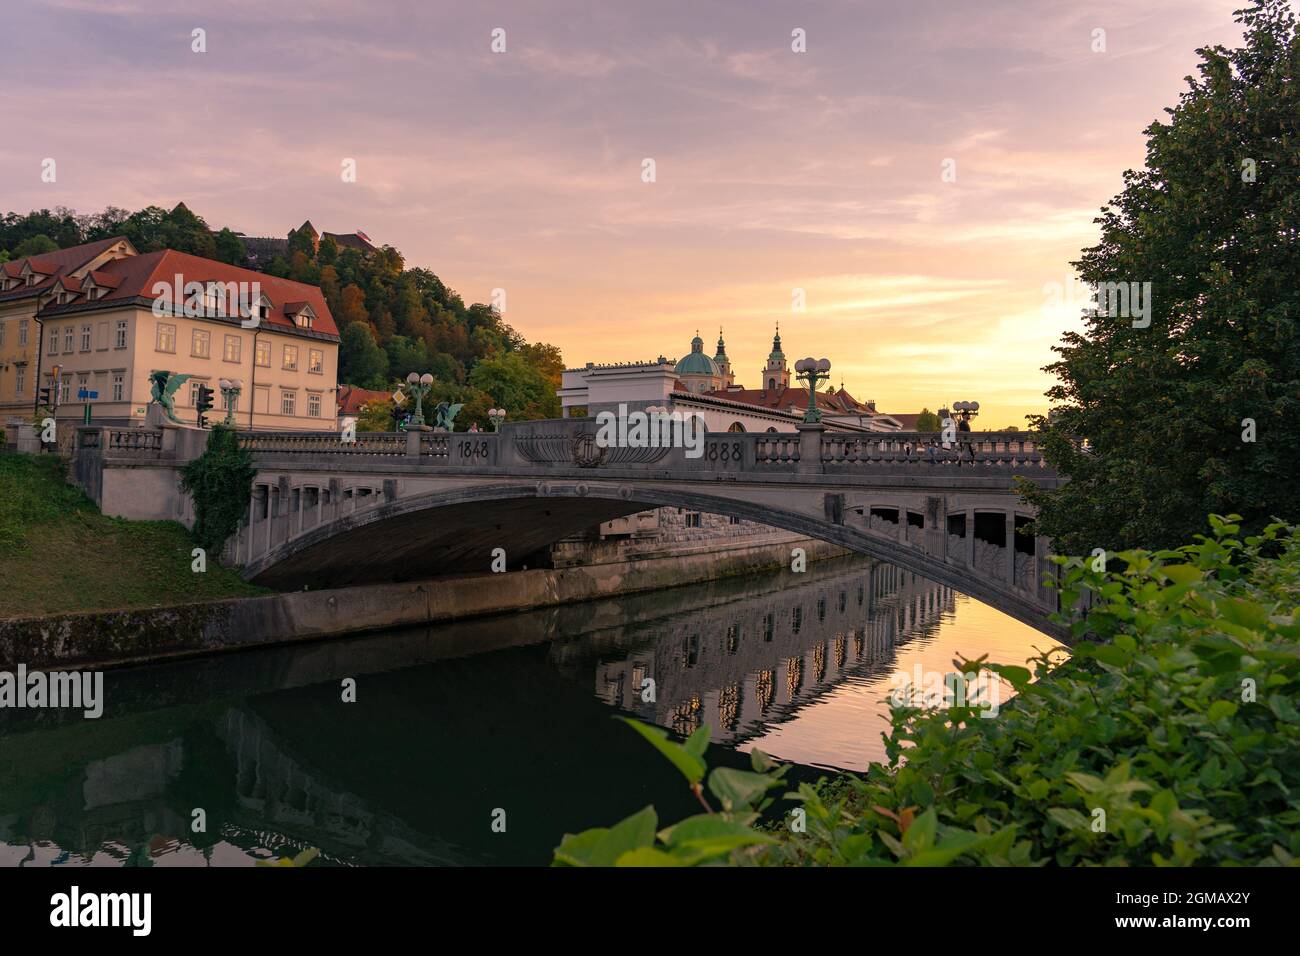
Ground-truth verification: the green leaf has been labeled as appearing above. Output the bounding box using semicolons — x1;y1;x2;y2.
902;808;938;853
1161;564;1203;585
617;717;707;785
660;815;777;857
1206;700;1237;722
554;806;657;867
708;767;776;812
683;724;710;760
904;830;986;867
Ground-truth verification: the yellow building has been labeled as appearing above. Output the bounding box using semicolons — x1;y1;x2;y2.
0;238;340;432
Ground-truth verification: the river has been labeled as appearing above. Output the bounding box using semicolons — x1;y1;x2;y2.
0;556;1056;866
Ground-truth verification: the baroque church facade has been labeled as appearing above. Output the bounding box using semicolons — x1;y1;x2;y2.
560;327;911;433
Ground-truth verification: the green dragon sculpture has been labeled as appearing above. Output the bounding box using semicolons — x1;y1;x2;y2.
149;370;194;424
431;401;463;431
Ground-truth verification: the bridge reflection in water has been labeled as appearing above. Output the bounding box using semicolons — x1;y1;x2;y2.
0;557;1052;867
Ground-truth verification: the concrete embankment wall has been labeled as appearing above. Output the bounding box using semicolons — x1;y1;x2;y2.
0;537;845;670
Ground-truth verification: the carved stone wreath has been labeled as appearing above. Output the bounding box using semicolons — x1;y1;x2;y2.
570;432;607;468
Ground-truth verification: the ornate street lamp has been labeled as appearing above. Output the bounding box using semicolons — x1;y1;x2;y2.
218;378;242;427
488;407;506;431
951;400;980;431
404;372;435;430
794;357;832;423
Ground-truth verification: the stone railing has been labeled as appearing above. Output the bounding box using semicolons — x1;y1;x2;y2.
232;420;1056;479
755;434;800;465
822;431;1045;469
238;431;408;456
109;428;164;454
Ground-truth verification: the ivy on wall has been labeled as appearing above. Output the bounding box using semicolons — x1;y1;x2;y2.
180;424;255;557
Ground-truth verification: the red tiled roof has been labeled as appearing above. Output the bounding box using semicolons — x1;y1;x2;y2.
1;235;125;284
337;385;391;415
702;383;880;416
38;249;339;340
84;268;123;289
885;413;922;429
324;231;376;252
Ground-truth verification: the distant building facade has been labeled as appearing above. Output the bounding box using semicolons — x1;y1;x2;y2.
560;327;912;433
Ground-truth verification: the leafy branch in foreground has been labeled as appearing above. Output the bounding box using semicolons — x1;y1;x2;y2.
555;516;1300;867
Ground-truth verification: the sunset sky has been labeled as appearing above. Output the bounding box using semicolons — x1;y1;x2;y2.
0;0;1253;425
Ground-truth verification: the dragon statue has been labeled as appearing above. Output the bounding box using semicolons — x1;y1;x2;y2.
431;401;464;432
149;370;194;424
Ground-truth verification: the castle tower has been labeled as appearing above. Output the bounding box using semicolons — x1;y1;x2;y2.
762;324;789;392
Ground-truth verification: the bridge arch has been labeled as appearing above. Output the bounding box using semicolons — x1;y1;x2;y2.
239;480;1062;635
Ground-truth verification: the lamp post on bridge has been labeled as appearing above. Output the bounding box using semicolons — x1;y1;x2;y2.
488;407;506;432
951;400;979;432
794;357;832;424
218;378;242;427
403;372;434;431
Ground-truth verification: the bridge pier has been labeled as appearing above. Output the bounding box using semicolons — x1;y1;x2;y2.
1005;512;1016;587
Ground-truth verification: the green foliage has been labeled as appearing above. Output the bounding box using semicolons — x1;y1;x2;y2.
553;719;784;866
179;424;256;557
339;323;389;389
212;227;246;265
914;408;941;432
355;398;400;433
1026;0;1300;555
558;517;1300;866
11;234;58;257
468;352;561;420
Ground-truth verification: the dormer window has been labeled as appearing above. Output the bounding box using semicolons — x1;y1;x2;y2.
285;302;316;329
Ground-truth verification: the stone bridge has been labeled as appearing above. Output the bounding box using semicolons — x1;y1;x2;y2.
73;418;1064;633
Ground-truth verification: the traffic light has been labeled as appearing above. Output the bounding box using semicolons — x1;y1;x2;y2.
37;386;53;409
195;384;215;427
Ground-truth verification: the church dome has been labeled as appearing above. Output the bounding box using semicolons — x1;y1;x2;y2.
675;332;721;377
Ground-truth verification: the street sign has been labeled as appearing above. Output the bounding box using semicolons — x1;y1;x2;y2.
77;389;99;400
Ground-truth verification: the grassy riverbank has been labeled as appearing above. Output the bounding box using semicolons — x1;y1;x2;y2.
0;453;269;619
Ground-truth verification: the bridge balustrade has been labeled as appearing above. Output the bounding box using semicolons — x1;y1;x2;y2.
821;431;1044;470
238;431;407;456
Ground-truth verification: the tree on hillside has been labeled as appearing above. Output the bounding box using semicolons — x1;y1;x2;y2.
468;352;561;420
11;234;58;258
339;323;389;389
1023;0;1300;555
336;284;369;329
914;408;941;432
213;227;246;265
